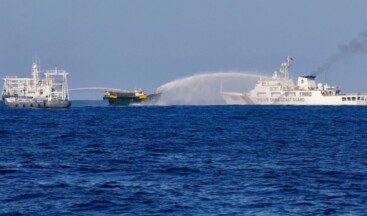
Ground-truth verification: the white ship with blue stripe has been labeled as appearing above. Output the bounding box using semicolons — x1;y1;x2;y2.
2;58;71;108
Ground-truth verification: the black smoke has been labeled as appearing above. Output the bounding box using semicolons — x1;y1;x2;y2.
311;29;367;76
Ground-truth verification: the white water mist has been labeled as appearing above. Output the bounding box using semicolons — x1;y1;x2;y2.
155;72;269;105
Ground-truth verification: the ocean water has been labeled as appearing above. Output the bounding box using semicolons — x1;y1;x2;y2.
0;101;367;215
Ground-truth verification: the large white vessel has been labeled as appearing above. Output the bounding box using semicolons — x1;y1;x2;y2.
2;59;71;108
222;57;367;105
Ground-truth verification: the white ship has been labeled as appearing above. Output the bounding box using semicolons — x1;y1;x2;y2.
222;57;367;105
2;59;71;108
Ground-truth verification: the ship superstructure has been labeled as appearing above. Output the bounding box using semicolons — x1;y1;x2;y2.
222;57;367;105
2;59;71;108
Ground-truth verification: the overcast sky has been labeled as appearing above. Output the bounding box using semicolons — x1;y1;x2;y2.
1;0;367;99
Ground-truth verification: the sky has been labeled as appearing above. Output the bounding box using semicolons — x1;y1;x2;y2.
1;0;367;99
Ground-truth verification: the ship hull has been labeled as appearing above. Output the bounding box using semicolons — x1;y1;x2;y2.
3;98;71;108
104;97;144;106
222;91;367;106
104;92;161;106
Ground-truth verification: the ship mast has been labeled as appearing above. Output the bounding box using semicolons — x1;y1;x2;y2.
279;56;294;90
281;56;293;80
32;57;40;93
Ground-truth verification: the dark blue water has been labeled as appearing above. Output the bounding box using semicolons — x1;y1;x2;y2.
1;101;367;215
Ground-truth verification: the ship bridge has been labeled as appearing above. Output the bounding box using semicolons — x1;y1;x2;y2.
297;76;317;90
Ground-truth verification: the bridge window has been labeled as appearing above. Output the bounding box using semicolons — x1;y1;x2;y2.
300;92;312;97
286;92;296;97
342;97;346;101
271;92;281;97
352;97;356;101
270;87;280;91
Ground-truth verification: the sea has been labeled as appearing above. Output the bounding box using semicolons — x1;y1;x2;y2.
1;101;367;215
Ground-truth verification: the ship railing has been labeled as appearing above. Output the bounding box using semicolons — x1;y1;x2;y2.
45;70;68;75
339;93;367;96
50;92;65;100
4;77;33;81
50;82;65;86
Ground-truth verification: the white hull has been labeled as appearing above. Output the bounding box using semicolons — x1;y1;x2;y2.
3;97;70;108
222;91;367;106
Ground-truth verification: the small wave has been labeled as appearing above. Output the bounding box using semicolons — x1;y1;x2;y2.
0;130;10;135
99;181;121;189
71;200;118;211
0;211;23;216
0;169;18;174
159;167;201;175
38;181;70;188
5;193;46;202
75;166;120;173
